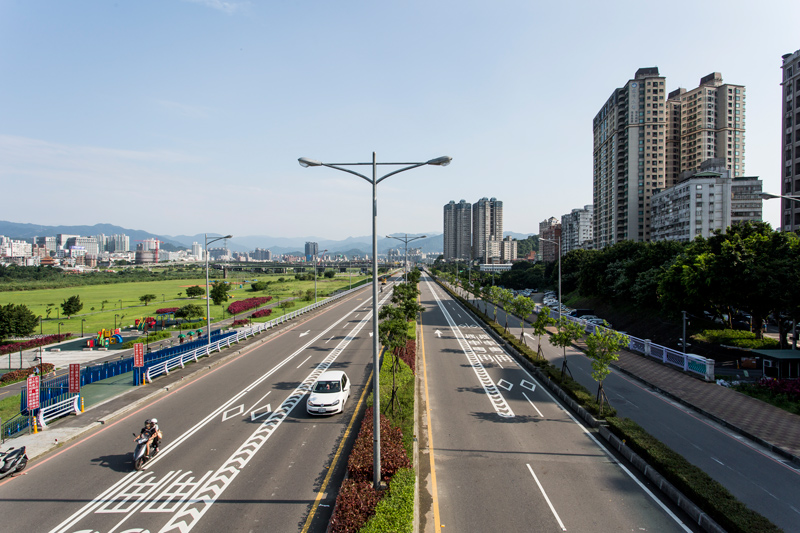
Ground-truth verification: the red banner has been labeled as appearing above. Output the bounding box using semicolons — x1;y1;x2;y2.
69;363;81;393
27;375;40;410
134;343;144;367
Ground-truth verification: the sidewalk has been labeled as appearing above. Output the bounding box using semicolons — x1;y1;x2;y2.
446;282;800;464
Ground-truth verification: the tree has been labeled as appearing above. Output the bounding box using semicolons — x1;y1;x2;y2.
508;295;538;345
210;281;229;305
531;305;556;358
101;299;109;311
139;294;157;306
550;318;585;380
185;285;204;298
378;304;411;416
324;270;335;279
0;303;38;339
497;288;515;331
61;295;83;318
487;286;503;323
585;328;629;415
175;304;205;321
251;281;269;292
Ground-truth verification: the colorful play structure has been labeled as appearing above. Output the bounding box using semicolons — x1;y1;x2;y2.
87;328;123;348
135;317;157;331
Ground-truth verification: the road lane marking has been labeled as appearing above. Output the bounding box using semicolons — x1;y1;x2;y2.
250;405;271;421
425;278;513;418
421;319;443;532
300;368;374;533
299;330;310;337
497;379;512;391
296;354;313;368
245;391;271;414
522;392;544;417
526;463;567;531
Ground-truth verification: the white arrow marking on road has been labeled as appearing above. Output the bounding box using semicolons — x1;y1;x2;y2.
369;332;373;337
251;405;272;421
299;330;310;337
524;333;534;339
435;330;442;337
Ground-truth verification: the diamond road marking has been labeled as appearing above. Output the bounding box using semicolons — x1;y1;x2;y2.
497;379;512;391
521;380;536;392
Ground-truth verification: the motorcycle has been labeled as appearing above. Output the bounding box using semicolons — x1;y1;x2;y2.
0;446;28;480
132;433;158;471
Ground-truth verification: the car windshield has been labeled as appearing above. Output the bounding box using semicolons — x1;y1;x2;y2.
314;380;341;393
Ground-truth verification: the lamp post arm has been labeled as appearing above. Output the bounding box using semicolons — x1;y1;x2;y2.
319;164;371;184
376;163;428;184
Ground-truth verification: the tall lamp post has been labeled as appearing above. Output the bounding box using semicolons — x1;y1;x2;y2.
58;322;64;336
299;153;451;488
114;314;119;331
206;233;233;349
313;249;328;303
81;319;86;337
540;237;562;323
387;234;426;283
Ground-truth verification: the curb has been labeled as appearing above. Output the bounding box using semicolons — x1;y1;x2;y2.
434;279;727;533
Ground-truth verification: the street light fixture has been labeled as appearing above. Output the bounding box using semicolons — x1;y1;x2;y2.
81;319;86;338
758;192;800;203
299;152;451;488
206;233;233;349
58;322;64;336
313;249;328;303
386;234;427;283
114;314;119;331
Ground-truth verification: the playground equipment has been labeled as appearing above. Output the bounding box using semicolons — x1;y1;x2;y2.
135;318;157;331
87;328;123;348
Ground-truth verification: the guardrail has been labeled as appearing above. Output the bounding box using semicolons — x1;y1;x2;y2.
37;394;81;430
144;284;365;383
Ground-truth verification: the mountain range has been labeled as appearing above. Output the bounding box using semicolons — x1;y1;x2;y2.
0;220;536;256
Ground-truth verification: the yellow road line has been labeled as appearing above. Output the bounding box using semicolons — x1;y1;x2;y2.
420;321;442;530
301;368;374;533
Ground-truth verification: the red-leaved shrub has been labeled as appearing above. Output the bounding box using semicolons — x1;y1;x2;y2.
251;308;272;319
231;319;249;327
227;296;272;315
347;407;411;484
399;339;416;374
0;334;73;356
328;479;383;533
0;363;56;384
155;307;179;314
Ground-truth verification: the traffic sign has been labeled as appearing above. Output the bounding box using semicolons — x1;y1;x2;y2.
27;375;40;410
69;363;81;393
134;343;144;367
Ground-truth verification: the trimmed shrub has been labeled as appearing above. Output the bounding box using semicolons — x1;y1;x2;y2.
348;407;411;484
0;334;73;356
606;417;780;533
120;331;171;349
398;339;416;375
232;319;249;327
693;329;780;350
251;309;272;319
0;363;55;384
155;307;179;314
359;467;415;533
227;296;272;315
329;479;383;533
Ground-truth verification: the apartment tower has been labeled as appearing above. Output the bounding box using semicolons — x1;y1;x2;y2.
782;49;800;232
593;68;667;248
472;197;503;261
443;200;472;261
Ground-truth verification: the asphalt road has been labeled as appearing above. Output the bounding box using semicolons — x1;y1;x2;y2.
417;274;695;532
0;285;388;533
462;284;800;533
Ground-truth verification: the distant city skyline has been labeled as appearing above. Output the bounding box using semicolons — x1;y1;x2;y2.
0;1;796;238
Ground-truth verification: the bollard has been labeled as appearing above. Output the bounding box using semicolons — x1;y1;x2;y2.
32;416;38;434
81;397;85;413
141;373;146;386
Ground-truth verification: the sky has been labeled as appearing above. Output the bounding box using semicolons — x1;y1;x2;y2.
1;0;798;241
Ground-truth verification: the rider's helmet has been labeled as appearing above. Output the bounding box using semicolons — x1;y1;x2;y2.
150;418;158;425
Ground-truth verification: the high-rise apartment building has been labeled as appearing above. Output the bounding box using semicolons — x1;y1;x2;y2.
112;234;130;252
593;68;667;248
538;217;562;262
500;236;517;262
192;242;203;260
781;49;800;232
561;205;594;253
472;197;503;261
443;200;472;261
666;73;746;183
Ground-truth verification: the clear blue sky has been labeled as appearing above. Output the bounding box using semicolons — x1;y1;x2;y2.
1;0;796;240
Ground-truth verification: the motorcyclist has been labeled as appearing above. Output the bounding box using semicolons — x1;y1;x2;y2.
136;418;162;457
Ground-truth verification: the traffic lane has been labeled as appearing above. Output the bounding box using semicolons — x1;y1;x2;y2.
422;325;687;532
507;318;800;532
0;294;376;531
419;283;688;532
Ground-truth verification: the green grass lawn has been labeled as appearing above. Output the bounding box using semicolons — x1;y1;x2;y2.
0;273;370;337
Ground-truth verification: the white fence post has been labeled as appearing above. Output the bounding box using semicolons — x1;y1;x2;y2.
644;339;651;357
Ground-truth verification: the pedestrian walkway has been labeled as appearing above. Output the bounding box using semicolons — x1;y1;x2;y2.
444;281;800;463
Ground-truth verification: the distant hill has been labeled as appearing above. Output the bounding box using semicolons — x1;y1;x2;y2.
0;221;186;248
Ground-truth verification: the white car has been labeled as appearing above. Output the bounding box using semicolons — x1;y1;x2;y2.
307;371;351;415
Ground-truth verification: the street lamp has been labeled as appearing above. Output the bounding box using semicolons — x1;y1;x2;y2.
299;152;451;488
162;293;165;302
81;319;86;337
387;234;427;283
206;233;233;349
540;237;562;323
114;314;119;331
313;249;328;303
58;322;64;336
39;316;42;335
758;192;800;203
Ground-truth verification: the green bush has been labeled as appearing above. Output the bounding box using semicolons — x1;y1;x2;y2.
606;417;780;533
359;467;414;533
693;329;779;349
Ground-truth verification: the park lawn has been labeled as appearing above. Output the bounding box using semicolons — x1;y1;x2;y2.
0;274;369;337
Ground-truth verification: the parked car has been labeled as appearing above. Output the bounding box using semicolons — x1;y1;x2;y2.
307;371;351;415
